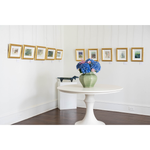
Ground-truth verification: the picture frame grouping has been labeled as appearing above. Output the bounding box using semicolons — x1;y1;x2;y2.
75;47;144;62
8;43;63;60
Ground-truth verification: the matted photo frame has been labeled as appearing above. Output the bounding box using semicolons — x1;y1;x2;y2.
88;48;98;61
75;49;85;61
131;47;144;62
56;49;63;60
8;44;22;58
22;45;35;60
116;48;128;62
46;48;56;60
35;46;46;60
101;48;113;61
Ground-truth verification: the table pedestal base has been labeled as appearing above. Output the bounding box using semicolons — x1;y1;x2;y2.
75;95;105;125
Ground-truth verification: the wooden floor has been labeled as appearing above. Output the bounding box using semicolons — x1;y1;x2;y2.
13;108;150;125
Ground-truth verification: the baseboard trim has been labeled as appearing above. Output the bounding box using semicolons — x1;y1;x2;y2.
77;99;150;116
0;100;58;125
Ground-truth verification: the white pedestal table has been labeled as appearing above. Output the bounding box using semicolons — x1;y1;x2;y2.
57;84;123;125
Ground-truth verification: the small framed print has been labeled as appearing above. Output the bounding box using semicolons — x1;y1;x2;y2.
88;48;98;61
46;48;56;60
101;48;113;61
116;48;128;62
131;47;144;62
56;49;63;60
22;45;35;60
8;44;22;58
35;46;46;60
75;49;85;61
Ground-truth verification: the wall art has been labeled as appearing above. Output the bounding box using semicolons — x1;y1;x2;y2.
101;48;113;61
35;46;46;60
75;49;85;61
8;44;22;58
56;49;63;60
46;47;56;60
116;48;128;62
131;47;144;62
88;48;98;61
22;45;35;60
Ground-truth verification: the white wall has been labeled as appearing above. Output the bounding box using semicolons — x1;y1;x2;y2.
64;25;150;116
0;25;64;124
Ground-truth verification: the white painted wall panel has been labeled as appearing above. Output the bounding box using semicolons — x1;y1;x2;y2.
118;25;127;47
63;25;150;116
23;25;33;45
77;25;84;48
0;25;64;123
103;25;112;47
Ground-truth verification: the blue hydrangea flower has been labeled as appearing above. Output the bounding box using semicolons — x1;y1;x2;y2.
91;61;101;72
85;58;95;63
76;63;82;69
80;63;91;74
76;59;101;74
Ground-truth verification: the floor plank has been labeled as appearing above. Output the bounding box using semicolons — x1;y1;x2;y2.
13;108;150;125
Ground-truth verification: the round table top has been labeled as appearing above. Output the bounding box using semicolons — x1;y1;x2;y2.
57;84;123;95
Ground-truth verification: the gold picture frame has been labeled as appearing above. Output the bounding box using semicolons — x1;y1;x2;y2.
88;48;99;61
101;48;113;61
8;43;22;58
75;49;85;61
46;47;56;60
35;46;46;60
116;48;128;62
56;49;63;60
22;45;35;60
131;47;144;62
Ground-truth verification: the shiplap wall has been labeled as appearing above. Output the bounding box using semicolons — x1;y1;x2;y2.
64;25;150;116
0;25;64;124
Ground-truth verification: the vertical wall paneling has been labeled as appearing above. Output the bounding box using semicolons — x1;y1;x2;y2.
134;26;143;47
112;26;119;48
103;26;111;48
10;26;19;44
61;26;63;49
127;26;134;47
54;26;56;48
98;25;104;48
142;25;144;46
133;26;135;46
22;26;24;44
97;25;99;48
0;25;64;124
111;26;112;48
84;26;90;49
76;26;78;48
118;26;127;47
118;25;119;47
90;26;97;48
23;26;33;45
63;25;150;116
89;26;91;48
84;25;85;48
126;25;128;46
78;26;84;48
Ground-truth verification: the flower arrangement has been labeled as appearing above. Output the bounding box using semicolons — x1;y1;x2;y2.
76;58;101;74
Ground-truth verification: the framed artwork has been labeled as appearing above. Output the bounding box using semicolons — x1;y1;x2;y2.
46;48;56;60
116;48;128;62
8;44;22;58
101;48;113;61
56;49;63;60
88;48;98;61
75;49;85;61
131;47;144;62
35;46;46;60
22;45;35;60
